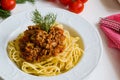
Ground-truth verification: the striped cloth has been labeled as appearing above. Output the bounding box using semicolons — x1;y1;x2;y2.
99;14;120;50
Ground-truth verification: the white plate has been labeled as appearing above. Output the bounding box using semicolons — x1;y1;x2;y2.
0;8;102;80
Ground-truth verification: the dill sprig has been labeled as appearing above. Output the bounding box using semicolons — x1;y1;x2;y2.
0;9;11;19
16;0;35;4
32;9;56;32
32;9;43;25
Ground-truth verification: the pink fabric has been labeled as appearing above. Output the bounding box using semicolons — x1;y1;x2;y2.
100;14;120;50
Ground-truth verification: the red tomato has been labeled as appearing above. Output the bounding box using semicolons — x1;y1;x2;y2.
80;0;88;3
68;0;84;14
59;0;71;6
1;0;16;11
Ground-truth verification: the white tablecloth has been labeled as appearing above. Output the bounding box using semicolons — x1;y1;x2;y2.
0;0;120;80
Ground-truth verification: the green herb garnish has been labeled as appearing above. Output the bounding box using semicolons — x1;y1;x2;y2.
0;9;11;19
16;0;26;3
16;0;35;4
32;9;56;32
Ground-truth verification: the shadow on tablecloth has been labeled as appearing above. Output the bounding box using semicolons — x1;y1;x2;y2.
100;0;120;11
0;77;4;80
97;24;120;80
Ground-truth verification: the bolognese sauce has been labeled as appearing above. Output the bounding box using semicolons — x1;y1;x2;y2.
19;25;66;63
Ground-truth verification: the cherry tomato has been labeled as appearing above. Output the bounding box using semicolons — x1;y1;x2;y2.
59;0;71;6
68;0;84;14
80;0;88;3
0;0;16;11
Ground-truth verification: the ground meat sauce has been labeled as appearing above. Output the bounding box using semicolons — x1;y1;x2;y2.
19;25;66;63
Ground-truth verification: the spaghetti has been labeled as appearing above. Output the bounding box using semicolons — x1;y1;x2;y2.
7;24;84;76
